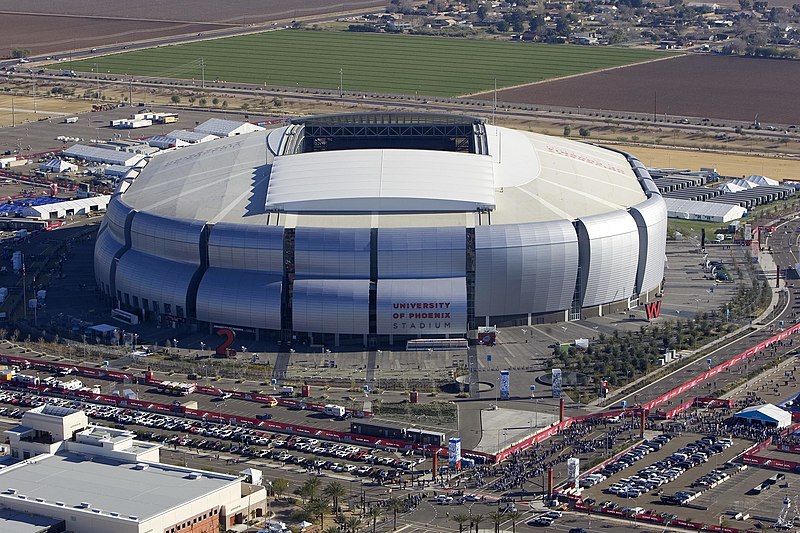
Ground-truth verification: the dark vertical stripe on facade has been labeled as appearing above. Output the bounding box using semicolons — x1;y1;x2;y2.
186;224;211;320
465;227;476;331
368;228;378;337
572;220;590;314
281;228;295;336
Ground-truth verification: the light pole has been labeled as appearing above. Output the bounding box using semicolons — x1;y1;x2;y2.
339;68;343;98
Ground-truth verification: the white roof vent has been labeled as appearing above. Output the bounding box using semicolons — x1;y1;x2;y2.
134;463;149;470
79;502;91;509
55;502;65;507
6;488;16;495
92;509;102;514
187;472;203;480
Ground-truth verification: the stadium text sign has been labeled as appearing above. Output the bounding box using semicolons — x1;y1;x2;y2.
392;301;452;330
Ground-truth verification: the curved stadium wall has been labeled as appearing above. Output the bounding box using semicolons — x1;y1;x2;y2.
94;113;666;346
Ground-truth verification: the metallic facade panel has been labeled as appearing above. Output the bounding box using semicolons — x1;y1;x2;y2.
630;195;668;295
115;250;196;311
377;227;465;278
104;197;132;244
295;228;371;279
94;227;123;291
129;213;204;264
474;221;578;316
579;211;640;307
196;269;282;330
208;223;283;272
292;279;370;334
376;278;467;335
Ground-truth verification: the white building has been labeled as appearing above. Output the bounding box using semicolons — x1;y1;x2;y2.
194;118;265;138
664;197;746;223
39;159;77;174
2;405;267;533
20;196;111;220
166;129;218;144
63;145;145;166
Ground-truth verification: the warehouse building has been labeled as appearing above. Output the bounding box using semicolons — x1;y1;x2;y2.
1;405;266;533
664;197;747;223
94;113;667;347
19;196;111;220
194;118;264;138
62;145;145;166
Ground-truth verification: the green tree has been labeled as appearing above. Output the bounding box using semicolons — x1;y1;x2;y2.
323;481;346;513
489;511;504;533
367;506;383;533
451;512;470;533
212;97;219;106
298;476;322;502
305;498;331;528
387;497;404;530
471;513;485;533
170;95;181;104
11;48;30;58
507;510;523;533
272;478;289;500
563;125;571;136
579;127;591;138
198;98;207;106
344;515;362;533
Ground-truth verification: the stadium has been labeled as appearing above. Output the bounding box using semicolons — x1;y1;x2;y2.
94;113;666;347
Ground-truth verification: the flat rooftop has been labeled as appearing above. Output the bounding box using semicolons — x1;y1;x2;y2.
0;509;63;533
0;452;240;523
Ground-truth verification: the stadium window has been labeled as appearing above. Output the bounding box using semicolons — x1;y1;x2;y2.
124;293;130;306
142;298;149;310
133;296;139;308
176;305;184;318
164;303;172;315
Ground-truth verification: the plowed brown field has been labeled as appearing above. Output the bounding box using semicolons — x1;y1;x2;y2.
483;54;800;125
0;0;384;56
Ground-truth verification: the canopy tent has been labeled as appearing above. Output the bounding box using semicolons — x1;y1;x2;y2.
734;403;791;428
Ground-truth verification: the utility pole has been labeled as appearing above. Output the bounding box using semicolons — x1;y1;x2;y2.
129;77;133;106
11;93;15;127
200;58;205;89
339;68;343;98
492;78;497;125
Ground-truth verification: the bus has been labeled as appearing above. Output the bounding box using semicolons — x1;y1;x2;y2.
158;381;196;396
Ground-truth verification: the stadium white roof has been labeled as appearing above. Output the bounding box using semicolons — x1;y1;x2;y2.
734;403;791;428
121;119;646;228
266;149;496;212
194;118;264;138
664;197;746;223
0;452;240;524
62;145;144;166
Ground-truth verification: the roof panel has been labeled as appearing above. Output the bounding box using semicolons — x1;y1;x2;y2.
266;149;495;212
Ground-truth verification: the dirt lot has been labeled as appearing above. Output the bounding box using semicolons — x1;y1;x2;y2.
484;54;800;125
619;145;800;180
0;0;385;57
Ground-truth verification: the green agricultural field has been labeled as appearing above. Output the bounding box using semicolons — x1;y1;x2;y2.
66;30;667;97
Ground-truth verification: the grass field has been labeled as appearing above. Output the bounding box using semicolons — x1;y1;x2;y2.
64;29;666;97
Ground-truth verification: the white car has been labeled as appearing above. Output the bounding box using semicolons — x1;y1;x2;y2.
435;495;454;505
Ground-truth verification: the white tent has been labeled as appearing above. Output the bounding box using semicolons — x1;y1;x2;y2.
719;182;745;193
746;175;779;186
730;178;758;189
734;403;791;428
39;158;77;173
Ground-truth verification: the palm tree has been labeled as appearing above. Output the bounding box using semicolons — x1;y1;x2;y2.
386;497;404;530
299;475;322;502
451;512;470;533
272;478;289;501
305;498;331;529
489;511;504;533
345;515;363;533
507;510;523;533
324;480;347;513
471;513;484;533
367;506;384;533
